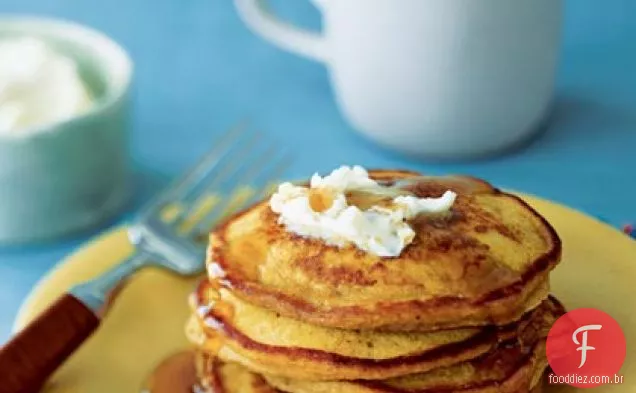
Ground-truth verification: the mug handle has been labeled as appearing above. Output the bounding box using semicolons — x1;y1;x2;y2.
234;0;327;62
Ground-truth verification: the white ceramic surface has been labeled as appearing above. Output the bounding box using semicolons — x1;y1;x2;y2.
234;0;563;158
0;16;133;243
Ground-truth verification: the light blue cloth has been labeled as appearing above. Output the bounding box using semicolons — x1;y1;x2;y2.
0;0;635;341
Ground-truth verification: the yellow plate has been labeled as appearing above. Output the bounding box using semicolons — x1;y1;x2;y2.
14;194;636;393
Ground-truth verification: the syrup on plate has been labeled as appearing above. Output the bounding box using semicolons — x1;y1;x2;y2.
141;351;200;393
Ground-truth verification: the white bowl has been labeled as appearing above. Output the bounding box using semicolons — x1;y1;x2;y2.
0;16;133;244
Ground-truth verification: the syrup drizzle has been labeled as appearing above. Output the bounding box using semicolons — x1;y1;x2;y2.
191;279;236;358
141;351;199;393
143;280;238;392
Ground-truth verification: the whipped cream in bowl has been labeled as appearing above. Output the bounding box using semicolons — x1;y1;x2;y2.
270;166;457;257
0;36;94;137
0;17;133;243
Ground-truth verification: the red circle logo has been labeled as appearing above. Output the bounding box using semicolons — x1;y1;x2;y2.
546;308;626;388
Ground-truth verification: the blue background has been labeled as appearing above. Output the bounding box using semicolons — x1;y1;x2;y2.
0;0;635;341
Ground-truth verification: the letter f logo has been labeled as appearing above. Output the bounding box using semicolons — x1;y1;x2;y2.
572;324;602;368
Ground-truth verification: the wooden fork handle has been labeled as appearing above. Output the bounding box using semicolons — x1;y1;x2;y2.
0;294;100;393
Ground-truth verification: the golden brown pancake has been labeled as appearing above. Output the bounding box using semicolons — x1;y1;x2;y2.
186;277;560;381
263;297;564;392
207;170;561;331
193;339;550;393
265;341;548;393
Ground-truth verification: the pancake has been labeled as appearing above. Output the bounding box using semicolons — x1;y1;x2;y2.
186;279;558;381
195;354;542;393
207;170;561;331
193;339;550;393
265;341;548;393
263;297;564;392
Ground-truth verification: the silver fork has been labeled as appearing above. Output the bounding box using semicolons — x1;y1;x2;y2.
0;123;290;393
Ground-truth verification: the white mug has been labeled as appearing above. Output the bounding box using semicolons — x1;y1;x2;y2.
234;0;563;158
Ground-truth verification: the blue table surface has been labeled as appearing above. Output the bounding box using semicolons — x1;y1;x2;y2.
1;0;635;342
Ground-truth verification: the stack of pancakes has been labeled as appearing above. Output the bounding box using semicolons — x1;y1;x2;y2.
186;170;565;393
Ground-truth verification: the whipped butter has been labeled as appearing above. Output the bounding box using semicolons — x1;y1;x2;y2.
0;37;93;137
270;166;456;257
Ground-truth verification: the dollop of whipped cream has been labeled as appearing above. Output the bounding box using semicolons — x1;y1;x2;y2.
0;37;93;137
269;166;456;257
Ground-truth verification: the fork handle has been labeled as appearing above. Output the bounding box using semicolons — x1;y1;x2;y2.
0;294;100;393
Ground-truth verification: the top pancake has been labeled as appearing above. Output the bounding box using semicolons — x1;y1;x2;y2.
207;170;561;331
